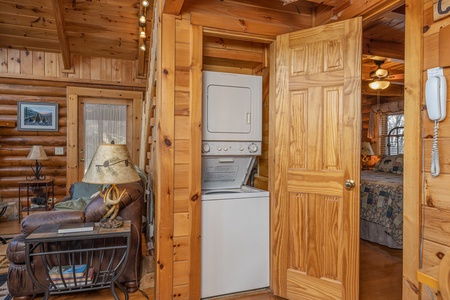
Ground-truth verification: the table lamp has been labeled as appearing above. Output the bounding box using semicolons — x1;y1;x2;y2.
82;143;140;228
361;142;375;170
27;145;49;180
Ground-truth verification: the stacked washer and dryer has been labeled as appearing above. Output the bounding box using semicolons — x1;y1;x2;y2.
201;71;270;299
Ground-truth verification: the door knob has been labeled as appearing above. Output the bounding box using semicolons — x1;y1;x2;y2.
345;180;355;190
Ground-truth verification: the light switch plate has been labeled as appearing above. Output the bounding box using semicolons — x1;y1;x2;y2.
55;147;64;155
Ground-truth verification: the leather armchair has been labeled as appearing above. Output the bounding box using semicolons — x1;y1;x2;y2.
6;181;144;300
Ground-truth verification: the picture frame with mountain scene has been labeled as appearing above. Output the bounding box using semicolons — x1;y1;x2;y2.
17;102;58;131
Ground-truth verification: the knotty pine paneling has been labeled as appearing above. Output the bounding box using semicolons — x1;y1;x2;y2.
421;2;450;282
0;48;146;86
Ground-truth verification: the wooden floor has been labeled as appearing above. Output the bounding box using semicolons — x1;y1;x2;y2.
0;220;402;300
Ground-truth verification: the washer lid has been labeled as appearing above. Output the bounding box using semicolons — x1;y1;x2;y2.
202;156;256;190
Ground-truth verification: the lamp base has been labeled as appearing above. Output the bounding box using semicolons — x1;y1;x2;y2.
26;160;46;181
100;184;127;228
361;155;371;170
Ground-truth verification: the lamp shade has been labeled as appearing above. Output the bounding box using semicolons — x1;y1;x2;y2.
27;145;48;160
369;79;390;90
82;144;140;185
361;142;375;156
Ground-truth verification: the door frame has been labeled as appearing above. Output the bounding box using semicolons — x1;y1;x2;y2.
402;0;423;298
66;87;143;191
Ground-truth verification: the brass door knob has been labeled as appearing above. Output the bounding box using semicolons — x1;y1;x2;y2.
345;180;355;190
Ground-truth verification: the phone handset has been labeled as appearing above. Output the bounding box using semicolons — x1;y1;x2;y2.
425;74;447;177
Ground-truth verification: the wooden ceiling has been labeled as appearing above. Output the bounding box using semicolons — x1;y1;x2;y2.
0;0;404;92
0;0;150;70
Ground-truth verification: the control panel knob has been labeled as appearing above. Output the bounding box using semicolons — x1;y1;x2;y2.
239;146;244;151
223;146;228;151
248;143;258;153
202;143;210;153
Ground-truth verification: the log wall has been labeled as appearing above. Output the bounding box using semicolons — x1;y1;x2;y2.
420;1;450;298
0;48;146;212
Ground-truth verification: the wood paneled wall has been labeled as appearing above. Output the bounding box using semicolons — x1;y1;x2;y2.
420;1;450;298
0;48;145;211
152;10;270;299
0;49;146;86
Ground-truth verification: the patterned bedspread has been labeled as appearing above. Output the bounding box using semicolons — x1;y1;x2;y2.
360;170;403;245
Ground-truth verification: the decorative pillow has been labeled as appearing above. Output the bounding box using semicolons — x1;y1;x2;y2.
71;182;101;199
373;155;403;174
54;197;92;211
54;191;100;211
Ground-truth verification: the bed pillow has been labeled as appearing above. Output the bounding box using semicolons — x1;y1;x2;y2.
373;155;403;174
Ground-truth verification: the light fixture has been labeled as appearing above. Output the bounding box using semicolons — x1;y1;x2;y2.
82;143;141;228
142;0;149;7
138;14;146;27
140;44;146;51
140;30;146;39
27;145;49;180
361;142;375;170
369;79;390;90
369;60;391;90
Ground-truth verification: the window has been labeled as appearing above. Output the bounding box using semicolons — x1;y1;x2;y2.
380;113;404;155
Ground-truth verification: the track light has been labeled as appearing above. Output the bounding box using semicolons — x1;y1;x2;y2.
139;15;146;27
142;0;149;7
140;30;146;39
140;44;146;51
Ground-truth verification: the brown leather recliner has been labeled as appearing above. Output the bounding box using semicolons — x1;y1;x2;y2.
6;181;144;300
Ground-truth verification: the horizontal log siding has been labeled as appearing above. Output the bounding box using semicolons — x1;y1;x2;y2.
0;81;67;205
0;48;146;213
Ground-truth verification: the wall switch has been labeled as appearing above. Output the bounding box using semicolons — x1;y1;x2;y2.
55;147;64;155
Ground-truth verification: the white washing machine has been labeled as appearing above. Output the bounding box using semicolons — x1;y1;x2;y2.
201;155;269;299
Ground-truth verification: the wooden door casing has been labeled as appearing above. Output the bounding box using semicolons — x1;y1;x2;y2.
66;87;143;190
270;18;362;300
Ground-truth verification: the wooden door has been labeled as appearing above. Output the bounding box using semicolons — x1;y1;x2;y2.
78;98;133;180
66;87;143;189
270;17;362;299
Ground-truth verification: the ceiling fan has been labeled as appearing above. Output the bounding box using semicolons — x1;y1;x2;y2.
368;60;391;90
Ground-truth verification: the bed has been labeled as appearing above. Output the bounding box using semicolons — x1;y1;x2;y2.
360;155;403;249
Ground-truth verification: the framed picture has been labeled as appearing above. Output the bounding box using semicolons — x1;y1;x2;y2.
17;102;58;131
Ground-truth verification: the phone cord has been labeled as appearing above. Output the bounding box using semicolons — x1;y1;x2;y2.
431;120;440;177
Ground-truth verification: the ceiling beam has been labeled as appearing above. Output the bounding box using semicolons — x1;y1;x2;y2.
314;0;404;26
163;0;185;15
362;38;404;61
52;0;72;70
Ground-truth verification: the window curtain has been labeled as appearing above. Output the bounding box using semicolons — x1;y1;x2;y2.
367;100;404;139
84;103;127;173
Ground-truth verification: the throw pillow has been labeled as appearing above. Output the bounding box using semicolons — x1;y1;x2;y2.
373;155;403;174
71;182;101;199
54;191;101;211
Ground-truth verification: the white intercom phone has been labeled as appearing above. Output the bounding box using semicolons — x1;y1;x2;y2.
425;74;447;177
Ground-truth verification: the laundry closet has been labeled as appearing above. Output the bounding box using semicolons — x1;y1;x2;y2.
200;71;270;298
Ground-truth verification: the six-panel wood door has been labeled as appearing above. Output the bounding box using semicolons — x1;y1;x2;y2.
270;17;362;299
